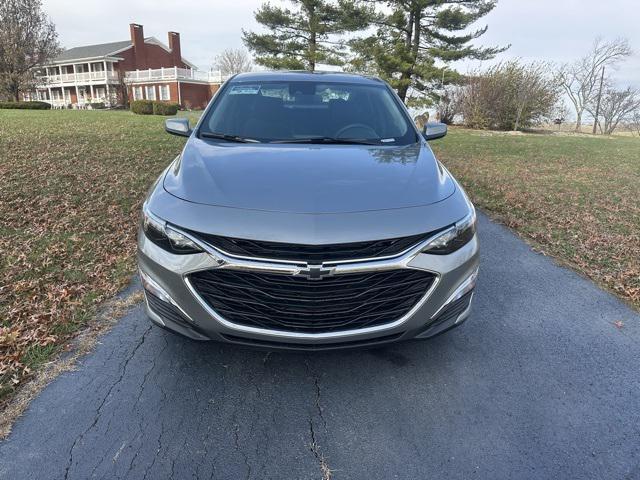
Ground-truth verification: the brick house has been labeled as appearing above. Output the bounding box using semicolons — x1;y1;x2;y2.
28;23;225;109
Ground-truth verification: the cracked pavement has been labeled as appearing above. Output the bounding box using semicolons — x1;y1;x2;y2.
1;214;640;479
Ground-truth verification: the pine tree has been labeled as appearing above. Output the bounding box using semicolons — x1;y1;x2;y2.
350;0;507;104
242;0;371;71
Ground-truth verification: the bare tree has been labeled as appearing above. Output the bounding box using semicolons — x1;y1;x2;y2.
0;0;60;101
559;38;632;131
212;48;253;77
592;87;640;135
632;111;640;137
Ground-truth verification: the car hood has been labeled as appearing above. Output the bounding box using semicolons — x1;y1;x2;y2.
163;138;455;214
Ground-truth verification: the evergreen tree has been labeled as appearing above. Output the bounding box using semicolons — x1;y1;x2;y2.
350;0;507;104
243;0;371;71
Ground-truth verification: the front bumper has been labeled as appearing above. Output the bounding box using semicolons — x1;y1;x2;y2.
137;224;480;349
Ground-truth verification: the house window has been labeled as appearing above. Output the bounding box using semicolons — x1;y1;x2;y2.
159;84;170;101
133;86;143;100
95;87;106;100
145;85;156;101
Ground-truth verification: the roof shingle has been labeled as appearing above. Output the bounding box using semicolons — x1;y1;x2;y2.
53;40;132;62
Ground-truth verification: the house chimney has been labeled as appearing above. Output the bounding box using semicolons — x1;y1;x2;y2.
168;31;182;67
130;23;146;69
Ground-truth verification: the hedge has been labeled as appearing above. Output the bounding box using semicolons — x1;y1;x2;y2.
0;101;51;110
153;102;180;116
130;100;180;116
130;100;154;115
89;102;105;109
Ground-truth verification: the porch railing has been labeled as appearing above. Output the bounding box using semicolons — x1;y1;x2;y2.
124;67;229;83
36;71;119;85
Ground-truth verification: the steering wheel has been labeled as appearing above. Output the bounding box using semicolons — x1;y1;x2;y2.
335;123;378;139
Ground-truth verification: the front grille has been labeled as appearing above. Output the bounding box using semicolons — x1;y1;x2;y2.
189;268;436;334
187;231;432;263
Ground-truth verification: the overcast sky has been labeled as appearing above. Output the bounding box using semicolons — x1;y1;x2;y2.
42;0;639;86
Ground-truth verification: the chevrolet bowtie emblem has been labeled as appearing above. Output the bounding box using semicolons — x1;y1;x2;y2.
297;264;335;281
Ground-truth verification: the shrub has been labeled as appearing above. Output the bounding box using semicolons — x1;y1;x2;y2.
152;102;179;116
0;101;51;110
459;61;561;131
89;102;105;109
130;100;154;115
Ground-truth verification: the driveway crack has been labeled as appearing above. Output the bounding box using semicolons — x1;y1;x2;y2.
305;360;332;480
63;324;152;480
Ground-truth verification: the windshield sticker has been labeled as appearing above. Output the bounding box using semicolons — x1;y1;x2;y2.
229;85;261;95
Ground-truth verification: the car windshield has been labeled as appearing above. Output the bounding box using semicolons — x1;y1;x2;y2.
199;80;417;145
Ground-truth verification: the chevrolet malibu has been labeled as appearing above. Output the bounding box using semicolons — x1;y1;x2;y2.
137;71;479;350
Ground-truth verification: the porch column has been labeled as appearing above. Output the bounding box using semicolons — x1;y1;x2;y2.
72;64;78;106
106;83;110;105
47;87;52;104
90;84;94;100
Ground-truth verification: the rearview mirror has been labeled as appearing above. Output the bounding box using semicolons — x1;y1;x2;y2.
165;118;191;137
422;122;447;141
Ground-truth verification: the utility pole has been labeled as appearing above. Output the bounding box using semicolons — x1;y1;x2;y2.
592;65;605;135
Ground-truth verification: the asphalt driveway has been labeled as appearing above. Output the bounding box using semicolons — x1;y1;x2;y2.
1;213;639;480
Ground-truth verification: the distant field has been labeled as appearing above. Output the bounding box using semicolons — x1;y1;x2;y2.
1;110;638;408
432;128;640;310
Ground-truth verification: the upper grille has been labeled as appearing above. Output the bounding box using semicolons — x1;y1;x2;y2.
187;231;430;263
188;268;436;334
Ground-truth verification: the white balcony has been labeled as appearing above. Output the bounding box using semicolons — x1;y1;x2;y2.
36;70;120;85
124;67;229;84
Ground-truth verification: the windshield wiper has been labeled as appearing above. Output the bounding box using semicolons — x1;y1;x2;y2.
200;131;260;143
270;137;381;145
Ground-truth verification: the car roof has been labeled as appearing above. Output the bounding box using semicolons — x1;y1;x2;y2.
229;70;385;85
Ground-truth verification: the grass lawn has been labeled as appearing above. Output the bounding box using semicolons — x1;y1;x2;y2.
432;128;640;310
1;111;638;408
0;109;198;405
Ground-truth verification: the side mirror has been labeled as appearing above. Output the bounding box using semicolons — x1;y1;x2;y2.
165;118;191;137
422;122;447;141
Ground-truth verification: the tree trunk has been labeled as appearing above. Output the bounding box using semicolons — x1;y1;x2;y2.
397;9;420;103
574;110;582;132
514;108;522;131
309;30;316;71
307;2;316;71
397;81;409;102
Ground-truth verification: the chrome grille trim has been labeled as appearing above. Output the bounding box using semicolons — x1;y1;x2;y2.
162;224;446;339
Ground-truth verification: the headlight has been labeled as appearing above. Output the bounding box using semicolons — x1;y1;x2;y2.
142;204;203;255
421;209;476;255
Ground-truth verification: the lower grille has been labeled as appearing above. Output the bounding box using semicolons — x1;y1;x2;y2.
189;268;436;334
431;292;473;328
146;292;191;328
220;333;404;350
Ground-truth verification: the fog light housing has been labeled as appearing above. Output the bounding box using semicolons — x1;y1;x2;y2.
431;267;478;319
